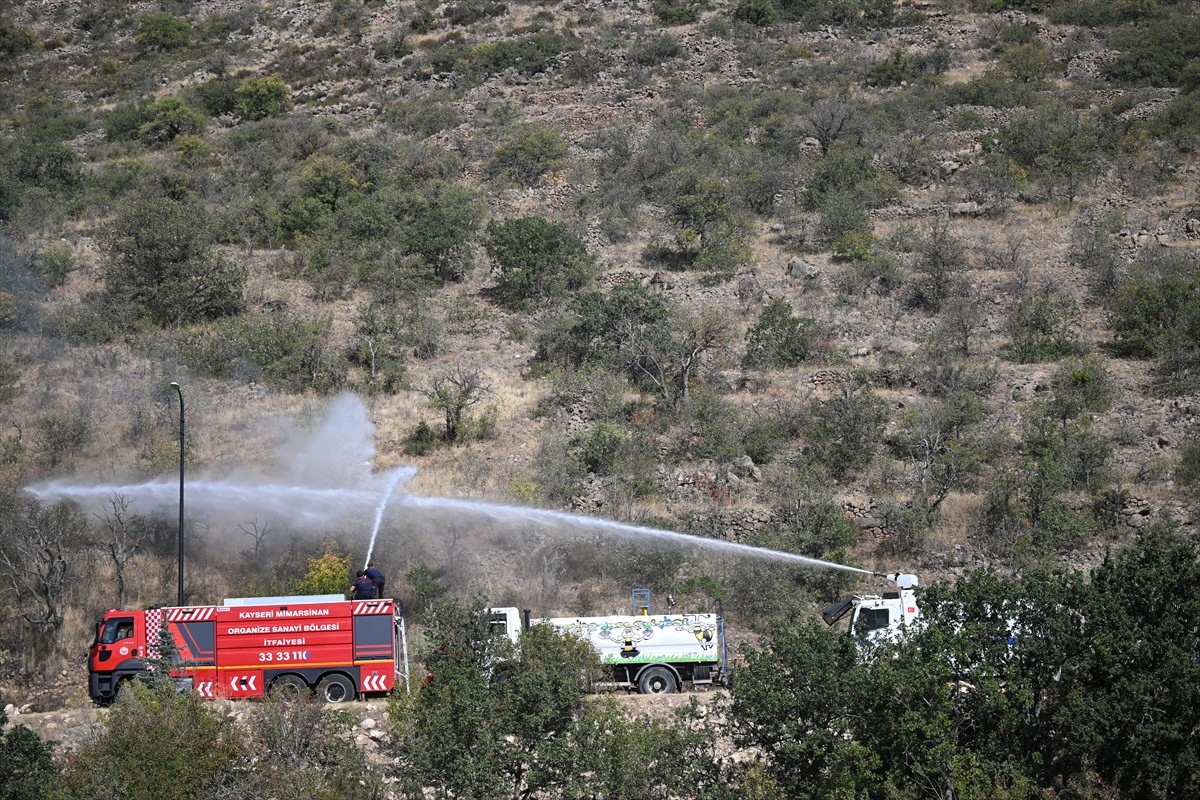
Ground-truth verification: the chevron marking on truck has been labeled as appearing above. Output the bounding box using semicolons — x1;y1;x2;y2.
196;681;214;698
230;674;257;691
361;673;387;691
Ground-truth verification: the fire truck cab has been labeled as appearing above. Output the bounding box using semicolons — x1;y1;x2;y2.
88;594;403;705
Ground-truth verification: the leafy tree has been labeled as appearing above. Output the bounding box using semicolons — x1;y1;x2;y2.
0;696;57;800
0;16;36;61
909;218;967;312
1004;286;1084;362
424;367;493;444
135;13;191;54
350;303;408;394
57;681;245;800
535;282;672;371
804;144;899;210
731;621;876;798
998;104;1104;204
100;193;245;327
734;0;778;25
390;597;603;799
539;698;730;799
1000;43;1053;83
887;391;986;519
1109;254;1200;393
293;542;353;596
744;298;823;368
176;311;346;393
666;174;751;274
234;76;292;120
139;96;205;144
1104;13;1200;88
386;181;482;282
298;155;366;213
804;379;889;482
1049;354;1114;424
484;217;596;308
621;307;732;406
241;696;383;800
487;123;568;188
730;538;1200;798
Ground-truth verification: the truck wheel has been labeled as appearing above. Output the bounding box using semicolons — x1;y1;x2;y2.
637;666;678;695
269;674;310;699
317;673;356;703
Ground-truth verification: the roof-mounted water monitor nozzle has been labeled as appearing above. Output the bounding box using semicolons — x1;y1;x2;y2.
875;572;919;590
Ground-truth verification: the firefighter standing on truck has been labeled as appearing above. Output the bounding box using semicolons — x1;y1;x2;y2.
365;563;386;598
350;570;376;599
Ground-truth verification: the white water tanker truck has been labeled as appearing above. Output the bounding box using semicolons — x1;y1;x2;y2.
487;594;726;694
822;572;921;645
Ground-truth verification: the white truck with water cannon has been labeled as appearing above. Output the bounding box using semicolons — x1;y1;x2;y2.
821;571;921;645
488;590;727;694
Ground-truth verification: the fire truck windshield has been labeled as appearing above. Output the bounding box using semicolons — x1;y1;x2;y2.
99;617;135;645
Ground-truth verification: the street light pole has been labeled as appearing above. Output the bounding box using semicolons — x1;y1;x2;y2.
170;382;185;607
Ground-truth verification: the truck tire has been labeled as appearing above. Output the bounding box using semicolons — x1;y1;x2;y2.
317;673;356;703
269;674;310;699
637;666;678;695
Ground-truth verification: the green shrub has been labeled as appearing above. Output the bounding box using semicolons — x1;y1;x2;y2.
139;96;205;144
535;283;672;371
574;420;626;475
444;0;507;25
656;0;703;25
484;217;596;308
35;242;75;288
1050;355;1115;422
404;421;440;456
234;76;292;120
1048;0;1167;27
0;16;36;60
734;0;779;26
13;139;81;188
134;13;191;54
1105;15;1200;88
1000;42;1053;83
383;181;482;282
101;193;245;327
997;103;1104;203
486;123;568;188
1004;288;1085;363
865;46;950;87
804;145;900;210
57;682;243;800
664;174;752;274
192;74;242;116
908;219;968;312
175;311;347;393
1108;255;1200;392
744;298;823;369
804;380;889;482
628;33;682;67
831;230;876;262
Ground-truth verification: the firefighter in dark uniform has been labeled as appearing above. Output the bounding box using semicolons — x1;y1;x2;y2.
350;570;376;599
364;564;386;598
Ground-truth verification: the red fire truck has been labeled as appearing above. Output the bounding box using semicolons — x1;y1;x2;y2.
88;594;402;704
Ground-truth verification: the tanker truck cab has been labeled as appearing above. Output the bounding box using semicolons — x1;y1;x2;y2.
823;573;921;648
89;610;149;703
